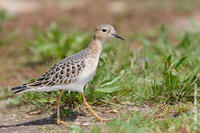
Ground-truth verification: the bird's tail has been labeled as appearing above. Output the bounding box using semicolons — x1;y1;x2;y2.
10;84;29;94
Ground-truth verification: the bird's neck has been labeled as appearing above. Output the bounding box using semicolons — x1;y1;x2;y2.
88;38;103;57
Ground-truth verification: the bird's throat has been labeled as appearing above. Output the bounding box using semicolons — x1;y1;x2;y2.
88;39;103;57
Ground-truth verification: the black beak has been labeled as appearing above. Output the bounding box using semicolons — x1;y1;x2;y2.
112;34;125;40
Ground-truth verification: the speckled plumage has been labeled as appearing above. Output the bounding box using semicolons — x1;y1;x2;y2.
10;24;125;123
10;24;124;94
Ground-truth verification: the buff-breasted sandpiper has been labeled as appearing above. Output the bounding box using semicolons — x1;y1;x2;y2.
10;24;125;124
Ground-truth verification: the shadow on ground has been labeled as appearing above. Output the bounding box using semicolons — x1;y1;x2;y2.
0;110;84;128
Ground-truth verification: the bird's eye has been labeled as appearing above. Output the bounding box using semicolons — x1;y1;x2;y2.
102;29;107;32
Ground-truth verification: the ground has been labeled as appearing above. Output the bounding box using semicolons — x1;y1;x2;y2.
0;0;199;133
0;105;118;133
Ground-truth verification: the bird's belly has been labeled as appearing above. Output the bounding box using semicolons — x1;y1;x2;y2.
29;58;99;93
31;81;85;93
31;67;97;93
77;68;96;83
77;57;98;83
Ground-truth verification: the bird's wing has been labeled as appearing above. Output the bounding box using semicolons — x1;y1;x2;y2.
11;48;88;94
11;58;86;94
28;59;86;88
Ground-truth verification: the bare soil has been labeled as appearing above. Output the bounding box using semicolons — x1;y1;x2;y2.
0;104;131;133
0;0;199;132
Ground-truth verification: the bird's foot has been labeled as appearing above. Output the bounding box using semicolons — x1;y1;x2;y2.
56;119;72;125
96;117;112;122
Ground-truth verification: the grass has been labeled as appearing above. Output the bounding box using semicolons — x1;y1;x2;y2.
27;22;90;62
8;24;200;108
0;0;199;132
0;9;9;45
4;23;200;132
0;9;9;31
70;108;199;133
0;9;17;45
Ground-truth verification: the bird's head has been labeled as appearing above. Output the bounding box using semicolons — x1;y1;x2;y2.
94;24;125;42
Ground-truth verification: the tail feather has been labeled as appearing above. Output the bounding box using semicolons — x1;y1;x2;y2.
10;84;29;94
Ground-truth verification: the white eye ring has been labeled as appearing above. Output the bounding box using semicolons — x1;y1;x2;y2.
102;29;107;32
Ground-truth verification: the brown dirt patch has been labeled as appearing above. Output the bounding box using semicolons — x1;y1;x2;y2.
0;0;198;132
0;104;129;133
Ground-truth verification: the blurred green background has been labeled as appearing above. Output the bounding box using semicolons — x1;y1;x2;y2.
0;0;200;133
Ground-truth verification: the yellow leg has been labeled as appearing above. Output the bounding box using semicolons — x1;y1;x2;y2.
56;90;71;125
81;93;111;121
